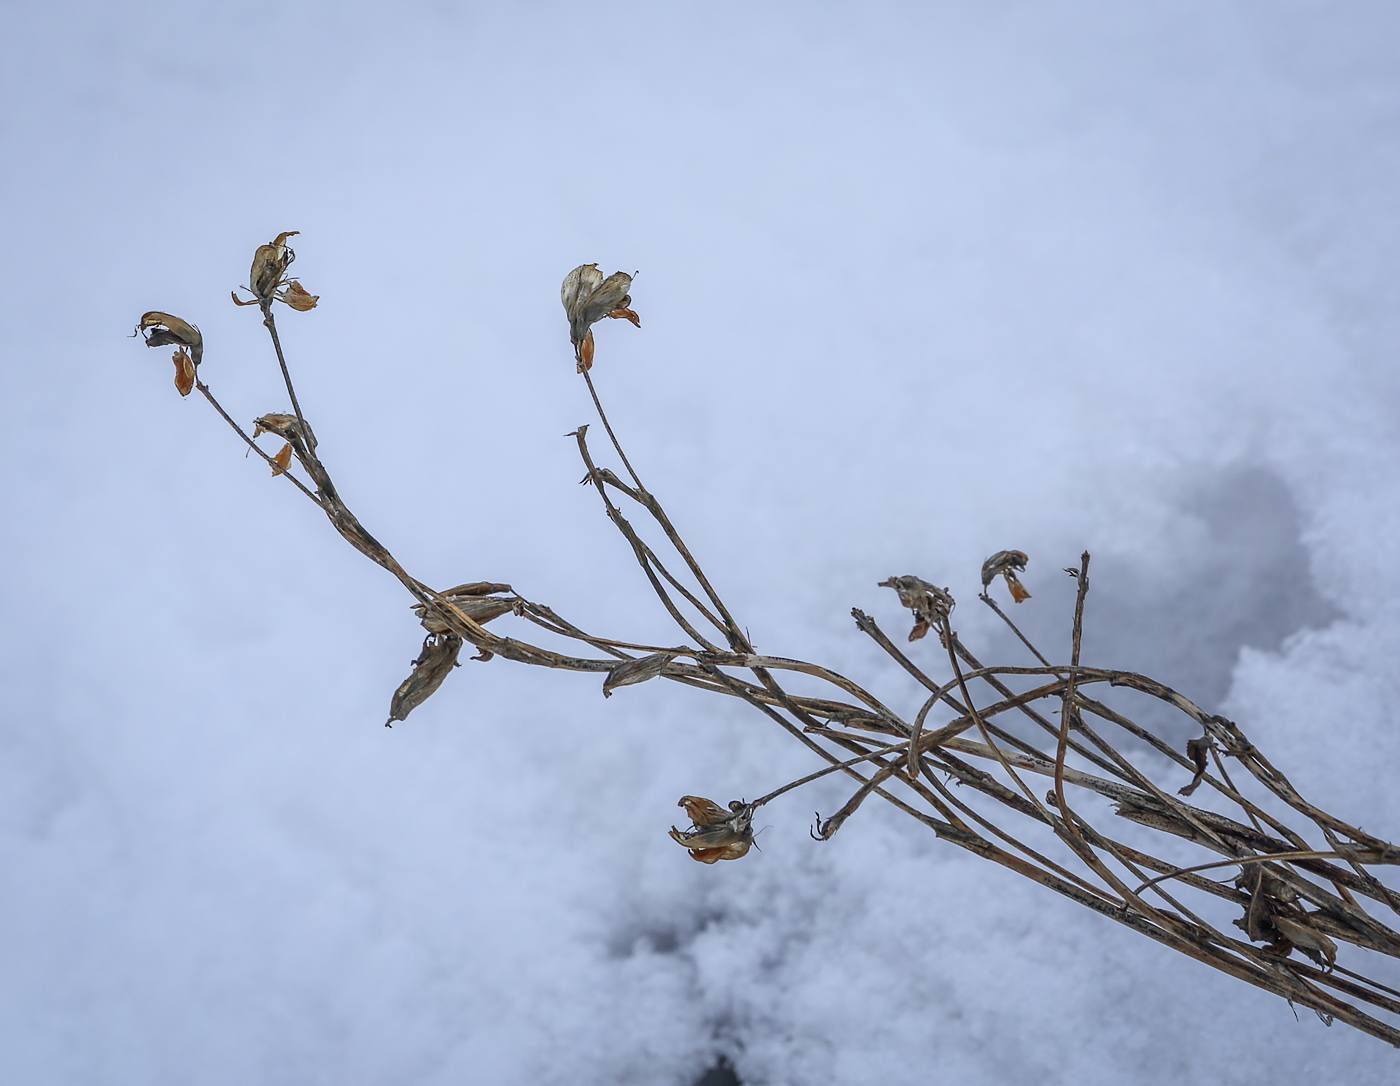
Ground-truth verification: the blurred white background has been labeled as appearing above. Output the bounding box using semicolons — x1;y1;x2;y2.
4;2;1400;1082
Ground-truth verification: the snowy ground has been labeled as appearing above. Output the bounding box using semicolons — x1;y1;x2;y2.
4;2;1400;1083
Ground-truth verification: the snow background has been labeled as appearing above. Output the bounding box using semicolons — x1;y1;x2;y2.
3;1;1400;1082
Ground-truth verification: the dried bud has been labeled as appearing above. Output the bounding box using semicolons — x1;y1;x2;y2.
386;633;462;726
878;575;954;642
561;263;639;372
603;652;676;698
981;550;1032;603
135;311;203;368
668;795;755;863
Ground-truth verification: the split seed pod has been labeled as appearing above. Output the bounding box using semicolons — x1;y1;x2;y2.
560;263;640;372
386;633;463;726
981;550;1032;603
878;575;954;642
668;795;755;863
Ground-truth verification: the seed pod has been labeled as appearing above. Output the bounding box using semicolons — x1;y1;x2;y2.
602;652;676;698
385;633;463;726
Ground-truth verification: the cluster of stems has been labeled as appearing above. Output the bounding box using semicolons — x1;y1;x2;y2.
159;250;1400;1047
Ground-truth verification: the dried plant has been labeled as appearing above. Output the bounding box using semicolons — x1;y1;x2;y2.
136;235;1400;1046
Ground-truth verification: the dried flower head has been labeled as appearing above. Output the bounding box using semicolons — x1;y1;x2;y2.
668;795;755;863
233;231;317;310
560;263;640;372
135;312;203;397
981;549;1032;603
878;575;954;642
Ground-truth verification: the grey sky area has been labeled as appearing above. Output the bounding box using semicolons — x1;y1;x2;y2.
4;2;1400;1083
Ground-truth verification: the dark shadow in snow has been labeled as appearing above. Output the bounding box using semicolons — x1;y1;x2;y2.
1091;466;1339;708
985;466;1340;747
691;1056;741;1086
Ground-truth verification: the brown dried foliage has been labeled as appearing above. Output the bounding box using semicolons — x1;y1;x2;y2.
136;237;1400;1048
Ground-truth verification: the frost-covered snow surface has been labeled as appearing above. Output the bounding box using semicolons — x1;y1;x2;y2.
4;2;1400;1083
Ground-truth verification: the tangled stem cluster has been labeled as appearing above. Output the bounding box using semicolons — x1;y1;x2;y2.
136;239;1400;1046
